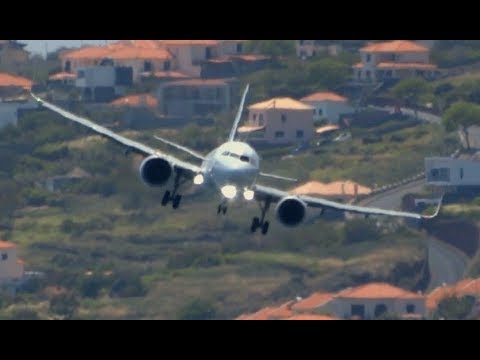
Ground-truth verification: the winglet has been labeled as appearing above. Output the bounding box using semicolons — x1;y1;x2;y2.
30;92;43;104
421;192;444;220
228;84;250;142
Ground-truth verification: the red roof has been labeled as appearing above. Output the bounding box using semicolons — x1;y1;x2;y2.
291;292;335;312
360;40;428;52
149;71;190;79
48;72;77;81
164;78;230;87
287;314;339;320
61;46;113;60
110;94;157;108
0;72;33;89
158;40;220;46
0;240;16;249
338;283;424;300
301;91;348;103
427;278;480;311
108;47;172;61
61;44;172;61
360;40;429;53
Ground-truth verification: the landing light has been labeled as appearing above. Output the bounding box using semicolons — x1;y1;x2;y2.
221;185;237;199
194;174;204;185
243;189;255;201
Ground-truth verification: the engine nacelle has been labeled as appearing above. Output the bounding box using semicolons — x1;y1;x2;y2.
275;196;307;227
139;156;172;187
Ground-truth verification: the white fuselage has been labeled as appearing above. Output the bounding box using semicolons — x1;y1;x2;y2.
201;141;260;199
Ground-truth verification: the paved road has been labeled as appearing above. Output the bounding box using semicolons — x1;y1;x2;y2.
369;106;442;124
357;180;468;291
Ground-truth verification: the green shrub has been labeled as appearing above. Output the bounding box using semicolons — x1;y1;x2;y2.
177;298;217;320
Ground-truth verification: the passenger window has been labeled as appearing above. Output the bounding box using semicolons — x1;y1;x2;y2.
240;156;250;163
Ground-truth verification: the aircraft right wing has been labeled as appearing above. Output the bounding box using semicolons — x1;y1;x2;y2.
253;184;443;220
30;93;202;177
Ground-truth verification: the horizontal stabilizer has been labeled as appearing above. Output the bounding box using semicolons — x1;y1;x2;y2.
153;135;206;161
259;172;298;182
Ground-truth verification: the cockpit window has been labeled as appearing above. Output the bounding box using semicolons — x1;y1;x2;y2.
240;156;250;163
222;151;230;156
221;150;254;164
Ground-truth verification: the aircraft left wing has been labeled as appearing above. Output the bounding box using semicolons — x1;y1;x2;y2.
253;184;442;220
30;93;202;176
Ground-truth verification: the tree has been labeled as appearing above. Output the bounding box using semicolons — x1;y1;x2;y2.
177;298;217;320
443;101;480;150
392;78;429;119
245;40;296;58
434;295;476;320
307;58;351;89
49;293;79;319
344;218;381;244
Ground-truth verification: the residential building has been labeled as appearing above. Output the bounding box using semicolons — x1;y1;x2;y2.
353;40;438;82
0;40;29;72
47;72;77;87
236;282;426;320
157;78;234;119
110;94;159;129
239;97;315;145
425;157;480;189
0;241;24;283
201;54;270;79
39;167;91;192
296;40;341;58
321;283;426;319
300;91;353;123
75;64;133;102
0;72;37;128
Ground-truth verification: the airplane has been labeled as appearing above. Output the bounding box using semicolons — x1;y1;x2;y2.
30;85;442;235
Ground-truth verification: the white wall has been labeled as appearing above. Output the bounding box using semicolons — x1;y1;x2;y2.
0;100;38;128
303;100;353;123
76;66;115;87
0;247;24;282
425;157;480;186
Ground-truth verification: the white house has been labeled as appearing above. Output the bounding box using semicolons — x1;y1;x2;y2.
0;241;24;283
425;157;480;187
300;91;353;123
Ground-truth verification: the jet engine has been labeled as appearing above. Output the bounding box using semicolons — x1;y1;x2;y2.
275;196;307;227
139;156;172;187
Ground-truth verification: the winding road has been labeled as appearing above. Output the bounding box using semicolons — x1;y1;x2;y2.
358;180;468;291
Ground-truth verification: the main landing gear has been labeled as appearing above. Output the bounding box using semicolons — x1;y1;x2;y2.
161;169;186;210
251;197;271;235
217;200;228;215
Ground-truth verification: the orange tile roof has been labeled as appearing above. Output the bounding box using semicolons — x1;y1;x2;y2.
61;46;113;60
0;72;33;89
110;94;157;108
291;292;335;312
48;72;77;81
164;78;229;86
301;91;348;103
338;283;424;300
249;97;314;111
360;40;429;53
118;40;161;49
237;125;265;134
376;62;437;70
231;54;270;62
158;40;220;46
150;71;190;79
267;301;295;319
0;240;16;249
291;180;371;197
108;47;172;61
427;278;480;311
316;125;340;135
352;62;364;69
287;314;339;320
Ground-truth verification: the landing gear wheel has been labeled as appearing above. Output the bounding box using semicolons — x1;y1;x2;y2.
172;195;182;209
161;191;171;206
261;221;270;235
251;217;260;233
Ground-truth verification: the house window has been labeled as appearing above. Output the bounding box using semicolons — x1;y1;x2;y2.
460;168;464;179
253;114;257;121
164;61;171;71
428;168;450;182
281;114;287;123
275;131;285;138
206;47;212;59
318;108;323;116
259;114;264;123
406;304;416;314
366;54;371;62
77;70;85;79
366;70;371;79
296;130;304;138
374;304;388;318
236;43;243;53
144;61;153;72
65;60;71;72
351;304;365;318
1;253;7;261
